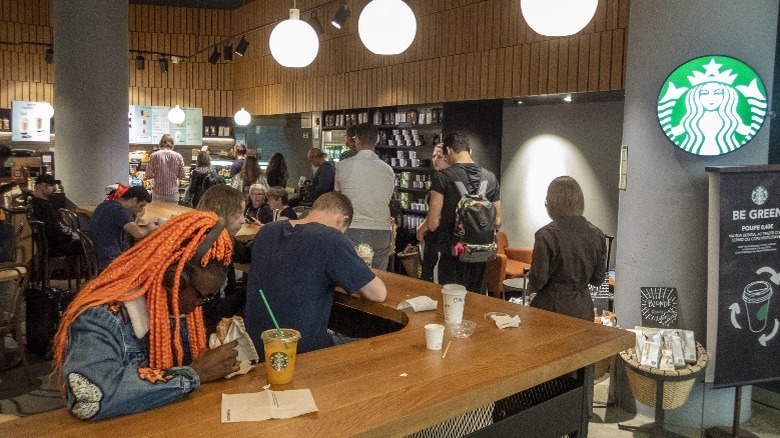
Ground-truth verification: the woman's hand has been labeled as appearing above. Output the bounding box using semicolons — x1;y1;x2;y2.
189;339;240;383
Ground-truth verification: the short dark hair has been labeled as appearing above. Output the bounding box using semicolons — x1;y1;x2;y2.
0;144;11;160
443;133;470;154
346;125;357;139
196;151;211;168
234;143;247;156
545;176;585;220
120;186;152;203
312;192;354;227
355;123;378;148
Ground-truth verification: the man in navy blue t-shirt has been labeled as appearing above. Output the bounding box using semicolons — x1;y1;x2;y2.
245;192;387;354
90;186;157;270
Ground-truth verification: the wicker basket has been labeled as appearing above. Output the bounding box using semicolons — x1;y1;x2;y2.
397;248;422;279
593;357;611;379
619;343;707;410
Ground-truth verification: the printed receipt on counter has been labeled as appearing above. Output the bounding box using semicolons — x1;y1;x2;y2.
397;296;438;312
221;389;318;423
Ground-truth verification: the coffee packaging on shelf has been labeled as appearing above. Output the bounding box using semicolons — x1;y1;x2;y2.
669;333;686;368
659;350;676;371
640;333;661;367
681;330;697;363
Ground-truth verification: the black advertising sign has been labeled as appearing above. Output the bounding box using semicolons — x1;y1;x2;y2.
715;171;780;387
640;287;679;328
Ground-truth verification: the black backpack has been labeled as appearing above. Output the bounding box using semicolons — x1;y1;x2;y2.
452;169;497;263
201;171;226;194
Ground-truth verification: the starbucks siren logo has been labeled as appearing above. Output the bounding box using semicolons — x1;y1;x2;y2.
269;351;289;371
657;56;767;156
752;186;768;206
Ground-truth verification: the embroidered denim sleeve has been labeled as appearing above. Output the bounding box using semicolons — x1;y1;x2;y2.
62;306;201;421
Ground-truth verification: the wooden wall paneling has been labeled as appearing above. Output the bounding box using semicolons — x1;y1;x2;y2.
501;47;512;97
610;28;625;90
557;39;569;93
567;36;579;92
545;39;557;95
587;33;600;91
618;0;630;28
528;42;540;95
598;30;612;90
486;48;496;98
577;34;589;92
606;0;619;30
592;0;607;32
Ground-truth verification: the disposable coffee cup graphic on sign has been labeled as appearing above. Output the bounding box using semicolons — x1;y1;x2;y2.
657;55;767;156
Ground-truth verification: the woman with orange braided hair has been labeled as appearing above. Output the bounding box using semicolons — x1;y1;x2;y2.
53;211;240;421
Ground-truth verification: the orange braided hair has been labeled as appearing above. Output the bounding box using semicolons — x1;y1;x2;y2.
53;211;233;385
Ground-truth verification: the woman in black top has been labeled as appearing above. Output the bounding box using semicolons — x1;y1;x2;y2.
189;151;217;208
528;176;607;321
266;186;298;221
266;153;289;188
243;183;272;224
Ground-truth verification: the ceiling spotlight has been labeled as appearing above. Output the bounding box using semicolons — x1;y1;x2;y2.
235;36;250;57
224;44;233;61
45;47;53;64
563;94;572;102
331;1;351;29
159;57;168;73
208;46;221;64
135;55;145;70
308;11;325;36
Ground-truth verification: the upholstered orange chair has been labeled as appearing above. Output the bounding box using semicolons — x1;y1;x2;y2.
485;232;532;297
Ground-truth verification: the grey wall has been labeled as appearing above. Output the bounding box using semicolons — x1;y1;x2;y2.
443;100;503;177
501;100;624;265
616;0;777;341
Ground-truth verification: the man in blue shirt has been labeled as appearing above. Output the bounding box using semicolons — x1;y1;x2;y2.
90;186;157;270
307;148;335;201
245;192;387;354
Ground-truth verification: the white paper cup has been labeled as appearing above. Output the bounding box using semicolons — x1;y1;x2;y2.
157;217;168;226
424;324;445;350
442;284;467;324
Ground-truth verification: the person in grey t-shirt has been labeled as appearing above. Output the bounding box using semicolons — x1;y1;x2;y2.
335;123;395;270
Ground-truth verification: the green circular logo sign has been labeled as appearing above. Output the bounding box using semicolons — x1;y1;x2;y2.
269;351;289;371
657;55;767;156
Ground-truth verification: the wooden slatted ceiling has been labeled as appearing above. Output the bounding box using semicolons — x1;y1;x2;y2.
2;0;629;117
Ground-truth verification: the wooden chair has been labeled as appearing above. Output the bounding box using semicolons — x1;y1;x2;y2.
485;231;532;297
0;263;35;384
27;220;83;291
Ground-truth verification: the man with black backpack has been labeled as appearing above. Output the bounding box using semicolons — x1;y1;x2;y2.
416;133;501;294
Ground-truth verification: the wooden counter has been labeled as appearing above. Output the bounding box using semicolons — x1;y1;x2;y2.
0;271;634;437
77;201;259;242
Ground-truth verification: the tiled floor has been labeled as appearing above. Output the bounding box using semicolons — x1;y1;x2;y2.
589;378;780;438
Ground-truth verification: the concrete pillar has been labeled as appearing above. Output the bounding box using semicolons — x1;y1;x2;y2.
616;0;777;427
52;0;129;206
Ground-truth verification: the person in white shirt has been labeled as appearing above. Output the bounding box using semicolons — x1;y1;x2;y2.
335;123;395;270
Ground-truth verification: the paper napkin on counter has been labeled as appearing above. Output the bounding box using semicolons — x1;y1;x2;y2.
221;389;318;423
397;296;437;312
491;314;521;329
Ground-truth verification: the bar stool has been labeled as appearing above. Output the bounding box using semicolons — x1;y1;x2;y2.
0;263;35;384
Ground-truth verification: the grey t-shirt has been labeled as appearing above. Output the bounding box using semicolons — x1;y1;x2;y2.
335;150;395;230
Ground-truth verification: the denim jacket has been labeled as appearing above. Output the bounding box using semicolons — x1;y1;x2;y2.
61;297;201;420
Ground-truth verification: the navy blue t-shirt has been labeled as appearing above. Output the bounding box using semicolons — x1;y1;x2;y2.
245;220;376;354
89;200;134;270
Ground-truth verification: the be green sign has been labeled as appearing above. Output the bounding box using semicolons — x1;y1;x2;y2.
657;55;767;156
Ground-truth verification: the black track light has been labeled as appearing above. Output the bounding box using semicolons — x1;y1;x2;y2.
208;46;221;64
223;44;233;61
159;57;168;73
308;11;325;36
331;2;350;29
235;36;249;57
135;55;145;70
45;47;53;64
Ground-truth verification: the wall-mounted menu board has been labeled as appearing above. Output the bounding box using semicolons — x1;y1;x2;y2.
11;101;52;142
129;105;203;146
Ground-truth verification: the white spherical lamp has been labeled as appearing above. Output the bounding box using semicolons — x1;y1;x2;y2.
269;9;320;68
520;0;598;36
39;102;55;119
358;0;417;55
234;108;251;126
167;105;186;124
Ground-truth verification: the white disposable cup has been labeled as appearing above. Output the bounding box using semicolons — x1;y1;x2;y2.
158;217;168;226
442;284;467;324
424;323;445;350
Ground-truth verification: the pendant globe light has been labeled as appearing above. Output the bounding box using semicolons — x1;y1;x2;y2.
269;8;319;67
167;105;186;124
358;0;417;55
234;108;251;126
520;0;598;36
39;102;55;119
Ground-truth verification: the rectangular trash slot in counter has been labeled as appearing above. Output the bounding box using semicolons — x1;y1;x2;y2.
328;300;407;339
